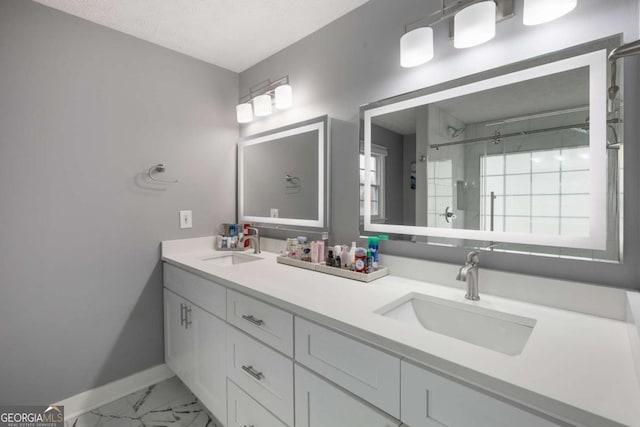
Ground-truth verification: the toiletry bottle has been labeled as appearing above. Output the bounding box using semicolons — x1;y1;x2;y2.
366;249;372;273
340;246;350;269
321;232;330;262
354;248;367;273
349;242;357;270
326;250;334;267
316;240;325;263
368;237;379;270
310;241;318;264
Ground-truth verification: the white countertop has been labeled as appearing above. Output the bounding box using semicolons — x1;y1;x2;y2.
162;238;640;427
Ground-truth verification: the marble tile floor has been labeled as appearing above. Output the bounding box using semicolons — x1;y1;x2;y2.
67;376;223;427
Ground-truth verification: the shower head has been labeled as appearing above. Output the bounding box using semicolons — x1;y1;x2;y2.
448;126;466;138
608;40;640;112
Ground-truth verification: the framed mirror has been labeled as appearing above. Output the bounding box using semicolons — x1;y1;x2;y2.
238;116;329;229
360;37;623;255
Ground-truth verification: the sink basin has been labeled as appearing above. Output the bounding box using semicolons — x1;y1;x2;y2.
376;293;536;355
202;253;262;266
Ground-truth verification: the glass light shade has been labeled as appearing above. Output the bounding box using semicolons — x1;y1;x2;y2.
400;27;434;68
523;0;577;26
275;84;293;109
236;103;253;124
454;1;496;49
253;94;272;117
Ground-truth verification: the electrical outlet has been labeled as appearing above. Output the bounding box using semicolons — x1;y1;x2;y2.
270;208;279;218
179;210;193;229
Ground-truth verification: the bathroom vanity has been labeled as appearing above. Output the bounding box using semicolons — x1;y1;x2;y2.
161;237;640;427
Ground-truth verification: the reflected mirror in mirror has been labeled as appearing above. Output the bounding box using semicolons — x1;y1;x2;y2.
238;116;328;229
361;41;621;256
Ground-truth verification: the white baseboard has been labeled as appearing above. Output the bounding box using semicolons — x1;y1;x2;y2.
55;364;175;420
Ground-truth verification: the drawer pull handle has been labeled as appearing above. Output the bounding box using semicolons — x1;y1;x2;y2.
180;303;186;326
242;314;265;327
241;365;264;381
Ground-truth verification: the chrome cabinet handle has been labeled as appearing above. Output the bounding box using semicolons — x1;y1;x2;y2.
241;365;264;381
241;314;264;327
180;303;186;326
185;306;192;329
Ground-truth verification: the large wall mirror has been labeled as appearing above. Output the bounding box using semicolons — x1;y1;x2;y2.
360;37;623;260
238;116;329;230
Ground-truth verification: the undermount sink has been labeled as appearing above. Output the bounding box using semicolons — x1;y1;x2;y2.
376;293;536;356
202;253;262;266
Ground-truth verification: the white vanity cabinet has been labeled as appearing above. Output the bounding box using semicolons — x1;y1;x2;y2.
401;361;562;427
163;262;568;427
163;287;227;424
295;365;401;427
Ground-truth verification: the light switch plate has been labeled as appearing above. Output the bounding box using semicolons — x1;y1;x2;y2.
179;210;193;229
270;208;279;218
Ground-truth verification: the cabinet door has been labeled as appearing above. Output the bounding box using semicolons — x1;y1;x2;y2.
401;361;562;427
191;304;227;424
164;288;194;385
295;365;400;427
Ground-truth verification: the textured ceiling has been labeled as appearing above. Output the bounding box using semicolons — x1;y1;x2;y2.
33;0;370;72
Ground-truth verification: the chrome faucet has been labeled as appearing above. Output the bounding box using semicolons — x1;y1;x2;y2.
456;251;480;301
240;227;261;254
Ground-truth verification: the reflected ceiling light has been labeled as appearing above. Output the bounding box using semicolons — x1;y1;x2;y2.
253;94;272;117
400;27;434;68
236;75;292;123
275;84;293;109
523;0;577;26
454;1;497;49
236;103;253;124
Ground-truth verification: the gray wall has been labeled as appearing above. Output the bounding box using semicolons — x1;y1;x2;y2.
0;0;238;404
239;0;640;289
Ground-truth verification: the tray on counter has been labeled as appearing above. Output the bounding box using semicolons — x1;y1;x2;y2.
276;255;389;283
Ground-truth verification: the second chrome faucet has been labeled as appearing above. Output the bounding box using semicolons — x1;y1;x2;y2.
456;250;480;301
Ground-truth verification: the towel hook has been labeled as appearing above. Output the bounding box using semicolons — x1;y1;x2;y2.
148;163;178;184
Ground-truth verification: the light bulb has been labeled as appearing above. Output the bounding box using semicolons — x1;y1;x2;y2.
236;103;253;124
523;0;577;26
454;1;496;49
400;27;434;68
275;84;293;109
253;94;272;117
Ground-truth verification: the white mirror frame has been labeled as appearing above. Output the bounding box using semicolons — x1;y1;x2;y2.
363;50;607;250
238;119;327;228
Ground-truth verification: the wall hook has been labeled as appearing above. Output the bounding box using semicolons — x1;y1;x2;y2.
148;163;178;184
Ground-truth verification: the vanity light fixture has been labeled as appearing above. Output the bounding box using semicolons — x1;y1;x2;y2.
523;0;577;26
236;103;253;124
253;94;272;117
454;1;497;49
400;27;434;67
235;75;293;123
399;1;515;68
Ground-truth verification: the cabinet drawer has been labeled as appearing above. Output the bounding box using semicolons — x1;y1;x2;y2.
164;263;226;319
295;364;401;427
401;361;562;427
226;325;294;426
227;379;288;427
294;317;401;418
227;289;293;356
